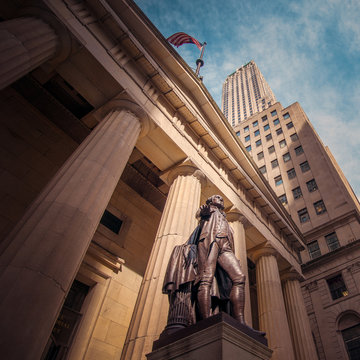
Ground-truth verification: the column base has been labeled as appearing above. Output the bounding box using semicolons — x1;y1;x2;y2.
148;313;272;360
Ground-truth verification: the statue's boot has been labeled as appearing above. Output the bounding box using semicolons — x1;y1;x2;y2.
231;283;266;337
197;281;211;319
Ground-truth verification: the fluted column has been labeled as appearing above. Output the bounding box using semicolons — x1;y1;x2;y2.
0;109;142;360
252;245;295;360
121;164;204;360
0;17;59;89
227;209;251;325
282;271;318;360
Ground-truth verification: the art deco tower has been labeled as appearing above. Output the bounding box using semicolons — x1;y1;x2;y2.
221;60;277;126
223;61;360;359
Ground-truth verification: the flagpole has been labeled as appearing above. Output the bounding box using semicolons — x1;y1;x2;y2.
195;42;207;77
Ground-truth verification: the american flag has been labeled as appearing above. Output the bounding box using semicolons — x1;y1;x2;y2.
167;32;202;50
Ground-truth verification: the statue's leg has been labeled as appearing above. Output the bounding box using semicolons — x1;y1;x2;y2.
217;241;246;324
197;242;219;319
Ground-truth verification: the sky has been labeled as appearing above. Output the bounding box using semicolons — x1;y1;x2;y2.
135;0;360;199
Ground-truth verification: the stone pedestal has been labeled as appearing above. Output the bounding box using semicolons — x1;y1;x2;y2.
148;312;272;360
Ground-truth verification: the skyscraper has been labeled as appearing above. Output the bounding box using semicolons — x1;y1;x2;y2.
222;61;360;359
221;60;277;126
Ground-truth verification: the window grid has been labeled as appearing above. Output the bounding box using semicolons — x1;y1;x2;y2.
298;208;310;223
287;168;296;179
314;200;327;215
306;179;318;192
283;152;291;162
257;151;264;160
292;186;303;199
300;161;310;173
327;274;348;300
308;240;321;259
325;232;340;251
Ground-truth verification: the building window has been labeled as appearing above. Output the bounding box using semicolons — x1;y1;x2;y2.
298;208;310;223
266;133;272;141
236;131;240;136
283;152;291;162
292;186;303;199
283;112;290;119
43;280;90;359
271;159;279;168
306;179;318;192
279;139;287;148
245;135;250;142
254;129;260;137
340;317;360;359
290;133;298;142
262;115;268;122
295;145;304;155
273;118;280;125
287;168;296;179
325;232;340;251
279;193;287;205
271;110;277;117
253;120;258;127
259;165;267;174
257;151;264;160
256;139;262;147
246;145;251;152
300;161;310;173
314;200;327;215
244;125;249;132
264;124;270;131
100;210;123;234
268;145;275;154
276;128;283;135
286;122;294;129
327;274;348;300
308;240;321;259
274;175;283;186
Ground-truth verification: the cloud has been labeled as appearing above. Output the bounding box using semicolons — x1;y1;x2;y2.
135;0;360;197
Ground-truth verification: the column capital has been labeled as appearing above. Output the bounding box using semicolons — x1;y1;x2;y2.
87;97;155;138
250;242;278;263
226;207;250;226
17;7;72;65
280;267;303;282
161;160;206;187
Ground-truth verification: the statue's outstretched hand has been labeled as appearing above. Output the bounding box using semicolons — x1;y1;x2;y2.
199;204;211;217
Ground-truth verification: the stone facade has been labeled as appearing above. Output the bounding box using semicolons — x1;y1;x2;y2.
0;1;318;360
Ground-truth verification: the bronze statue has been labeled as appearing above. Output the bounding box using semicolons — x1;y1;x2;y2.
163;195;246;332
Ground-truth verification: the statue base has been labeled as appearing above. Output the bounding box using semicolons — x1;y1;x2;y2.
147;312;272;360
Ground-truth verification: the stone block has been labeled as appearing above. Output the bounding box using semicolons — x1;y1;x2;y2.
148;313;272;360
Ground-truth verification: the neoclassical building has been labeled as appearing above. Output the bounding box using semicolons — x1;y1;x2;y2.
0;1;318;359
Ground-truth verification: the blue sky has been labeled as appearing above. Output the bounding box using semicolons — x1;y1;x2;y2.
135;0;360;198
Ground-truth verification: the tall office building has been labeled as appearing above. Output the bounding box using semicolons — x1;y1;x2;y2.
221;60;277;126
223;62;360;359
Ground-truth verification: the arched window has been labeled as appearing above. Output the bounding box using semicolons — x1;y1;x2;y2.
338;312;360;360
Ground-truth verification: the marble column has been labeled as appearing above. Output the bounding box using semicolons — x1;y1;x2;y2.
121;164;204;360
252;245;295;360
227;209;252;326
0;17;58;89
282;271;318;360
0;109;142;360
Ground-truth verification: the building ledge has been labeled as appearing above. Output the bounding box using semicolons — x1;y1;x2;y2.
301;238;360;271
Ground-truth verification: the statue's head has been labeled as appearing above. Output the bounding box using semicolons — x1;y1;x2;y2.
206;195;224;210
